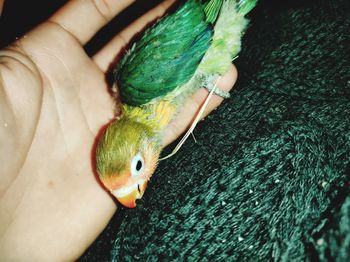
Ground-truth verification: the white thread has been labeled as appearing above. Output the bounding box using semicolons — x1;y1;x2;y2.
159;84;217;161
191;132;198;144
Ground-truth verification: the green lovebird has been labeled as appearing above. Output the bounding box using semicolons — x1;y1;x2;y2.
96;0;257;208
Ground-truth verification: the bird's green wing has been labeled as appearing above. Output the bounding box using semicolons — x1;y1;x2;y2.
115;0;213;106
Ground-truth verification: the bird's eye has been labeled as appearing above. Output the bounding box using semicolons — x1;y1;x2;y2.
130;153;145;177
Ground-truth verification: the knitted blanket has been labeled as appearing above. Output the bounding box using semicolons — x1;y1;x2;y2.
81;0;350;260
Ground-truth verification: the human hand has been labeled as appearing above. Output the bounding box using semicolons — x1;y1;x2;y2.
0;0;237;260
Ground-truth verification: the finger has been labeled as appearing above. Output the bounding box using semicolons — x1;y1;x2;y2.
0;0;4;16
195;65;238;118
49;0;136;45
93;0;176;72
163;64;238;146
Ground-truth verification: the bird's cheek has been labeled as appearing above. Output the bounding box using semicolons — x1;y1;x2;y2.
100;172;129;192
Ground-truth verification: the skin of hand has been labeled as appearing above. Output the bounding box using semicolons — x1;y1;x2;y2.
0;0;3;16
0;0;237;260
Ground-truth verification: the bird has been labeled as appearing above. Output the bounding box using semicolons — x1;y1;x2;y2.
95;0;257;208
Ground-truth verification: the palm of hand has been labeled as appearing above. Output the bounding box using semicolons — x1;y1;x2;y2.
0;23;116;260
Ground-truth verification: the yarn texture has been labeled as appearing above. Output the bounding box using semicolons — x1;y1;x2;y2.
81;0;350;260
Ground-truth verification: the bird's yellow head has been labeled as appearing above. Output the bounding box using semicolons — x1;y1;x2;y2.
96;117;161;208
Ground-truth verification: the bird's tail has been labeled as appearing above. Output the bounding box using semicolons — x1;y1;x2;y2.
204;0;257;23
199;0;257;75
237;0;258;16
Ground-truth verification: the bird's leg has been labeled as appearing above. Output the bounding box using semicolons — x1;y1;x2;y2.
203;74;231;98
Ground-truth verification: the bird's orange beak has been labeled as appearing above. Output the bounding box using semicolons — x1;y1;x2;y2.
111;180;148;208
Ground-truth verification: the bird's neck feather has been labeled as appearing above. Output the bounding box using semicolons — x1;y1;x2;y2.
122;101;177;133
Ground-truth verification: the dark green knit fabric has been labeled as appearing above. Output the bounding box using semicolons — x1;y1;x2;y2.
80;0;350;260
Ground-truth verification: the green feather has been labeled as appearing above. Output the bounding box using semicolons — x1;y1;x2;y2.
204;0;223;23
237;0;258;15
203;0;257;24
115;0;212;106
115;0;258;106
